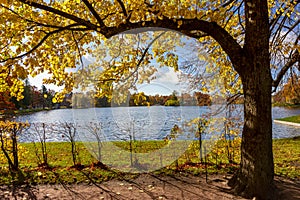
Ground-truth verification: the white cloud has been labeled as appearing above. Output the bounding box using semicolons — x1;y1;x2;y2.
154;67;180;84
136;67;190;95
28;72;63;91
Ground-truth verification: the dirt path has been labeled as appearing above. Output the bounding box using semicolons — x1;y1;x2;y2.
0;174;299;200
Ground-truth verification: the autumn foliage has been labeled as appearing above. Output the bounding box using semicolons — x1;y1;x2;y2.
0;0;299;198
0;121;29;172
0;92;16;119
274;75;300;104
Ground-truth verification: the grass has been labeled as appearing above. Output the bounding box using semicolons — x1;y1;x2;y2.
276;115;300;123
272;102;300;109
112;140;168;153
273;138;300;178
0;138;299;185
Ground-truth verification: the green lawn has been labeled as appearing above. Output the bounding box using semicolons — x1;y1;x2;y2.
272;103;300;109
276;115;300;123
0;138;299;185
273;138;300;178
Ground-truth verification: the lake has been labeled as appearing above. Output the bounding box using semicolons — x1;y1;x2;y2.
16;106;300;142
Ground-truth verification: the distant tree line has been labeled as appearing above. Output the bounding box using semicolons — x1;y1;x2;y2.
93;90;211;107
1;83;212;115
0;80;62;118
64;90;212;108
7;80;56;110
273;75;300;105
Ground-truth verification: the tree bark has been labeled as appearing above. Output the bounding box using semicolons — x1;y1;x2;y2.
229;68;274;199
228;1;274;199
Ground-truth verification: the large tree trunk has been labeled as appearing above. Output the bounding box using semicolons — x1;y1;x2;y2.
229;70;274;199
228;1;274;199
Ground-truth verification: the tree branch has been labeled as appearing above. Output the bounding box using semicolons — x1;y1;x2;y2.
227;92;243;106
82;0;106;27
103;18;245;74
270;0;299;28
0;24;85;63
279;19;300;44
71;31;86;69
13;1;244;75
121;31;166;83
272;50;300;90
17;0;98;29
116;0;128;18
0;4;63;29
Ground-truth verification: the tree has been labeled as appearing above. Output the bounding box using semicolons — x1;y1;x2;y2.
41;85;47;109
0;92;16;120
130;92;150;106
0;121;29;172
31;86;44;109
20;79;33;109
30;123;50;167
0;1;299;199
11;79;34;109
165;91;180;106
56;122;80;167
280;74;300;104
194;92;212;106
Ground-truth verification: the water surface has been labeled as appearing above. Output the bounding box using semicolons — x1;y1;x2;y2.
17;106;300;142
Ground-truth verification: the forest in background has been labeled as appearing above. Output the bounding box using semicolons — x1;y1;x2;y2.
1;74;299;114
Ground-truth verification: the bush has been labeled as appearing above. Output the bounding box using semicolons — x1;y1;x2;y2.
164;99;180;106
0;121;29;172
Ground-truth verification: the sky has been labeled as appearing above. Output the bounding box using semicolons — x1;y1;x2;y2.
136;68;187;96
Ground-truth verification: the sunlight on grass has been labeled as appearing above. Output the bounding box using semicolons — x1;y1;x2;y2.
273;138;300;179
276;115;300;123
0;138;299;184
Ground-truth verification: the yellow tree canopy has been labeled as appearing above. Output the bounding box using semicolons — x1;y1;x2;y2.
1;1;300;198
0;0;299;102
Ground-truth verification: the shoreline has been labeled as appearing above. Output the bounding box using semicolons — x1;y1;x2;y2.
274;119;300;127
19;136;300;144
272;104;300;109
